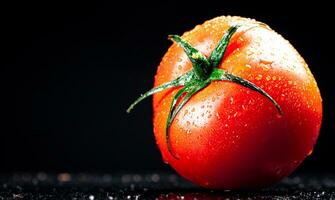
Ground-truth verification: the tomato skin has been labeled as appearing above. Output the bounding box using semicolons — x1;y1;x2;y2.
152;16;322;189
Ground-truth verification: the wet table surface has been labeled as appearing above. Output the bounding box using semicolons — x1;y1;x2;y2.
0;173;334;199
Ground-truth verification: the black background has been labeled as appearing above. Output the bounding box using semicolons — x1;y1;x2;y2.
6;1;334;173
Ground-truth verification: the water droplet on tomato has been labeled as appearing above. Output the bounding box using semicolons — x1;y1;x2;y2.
307;149;313;156
276;113;283;119
255;74;263;80
230;97;234;104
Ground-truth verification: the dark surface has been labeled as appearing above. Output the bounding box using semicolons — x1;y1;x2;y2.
0;173;334;199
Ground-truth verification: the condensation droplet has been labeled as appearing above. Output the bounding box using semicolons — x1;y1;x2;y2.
307;149;313;156
230;97;234;104
255;74;263;80
262;65;271;71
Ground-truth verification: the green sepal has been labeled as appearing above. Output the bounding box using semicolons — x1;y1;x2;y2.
165;81;210;159
168;35;211;80
127;71;194;113
209;68;283;114
208;25;240;67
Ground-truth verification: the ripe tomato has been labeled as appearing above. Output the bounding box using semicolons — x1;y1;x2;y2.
151;16;322;189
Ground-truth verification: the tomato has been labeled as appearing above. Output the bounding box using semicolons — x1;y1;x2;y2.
129;16;322;189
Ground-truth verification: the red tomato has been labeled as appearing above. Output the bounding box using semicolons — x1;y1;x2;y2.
151;16;322;189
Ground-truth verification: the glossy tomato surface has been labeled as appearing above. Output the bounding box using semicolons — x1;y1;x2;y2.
152;16;322;189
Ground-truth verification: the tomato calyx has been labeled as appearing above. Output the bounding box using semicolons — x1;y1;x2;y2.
127;25;282;159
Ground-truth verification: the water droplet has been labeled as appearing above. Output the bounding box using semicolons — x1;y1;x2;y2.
307;149;313;156
89;195;95;200
260;59;273;65
245;64;252;68
255;74;263;80
151;174;160;182
230;97;234;104
263;65;271;71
